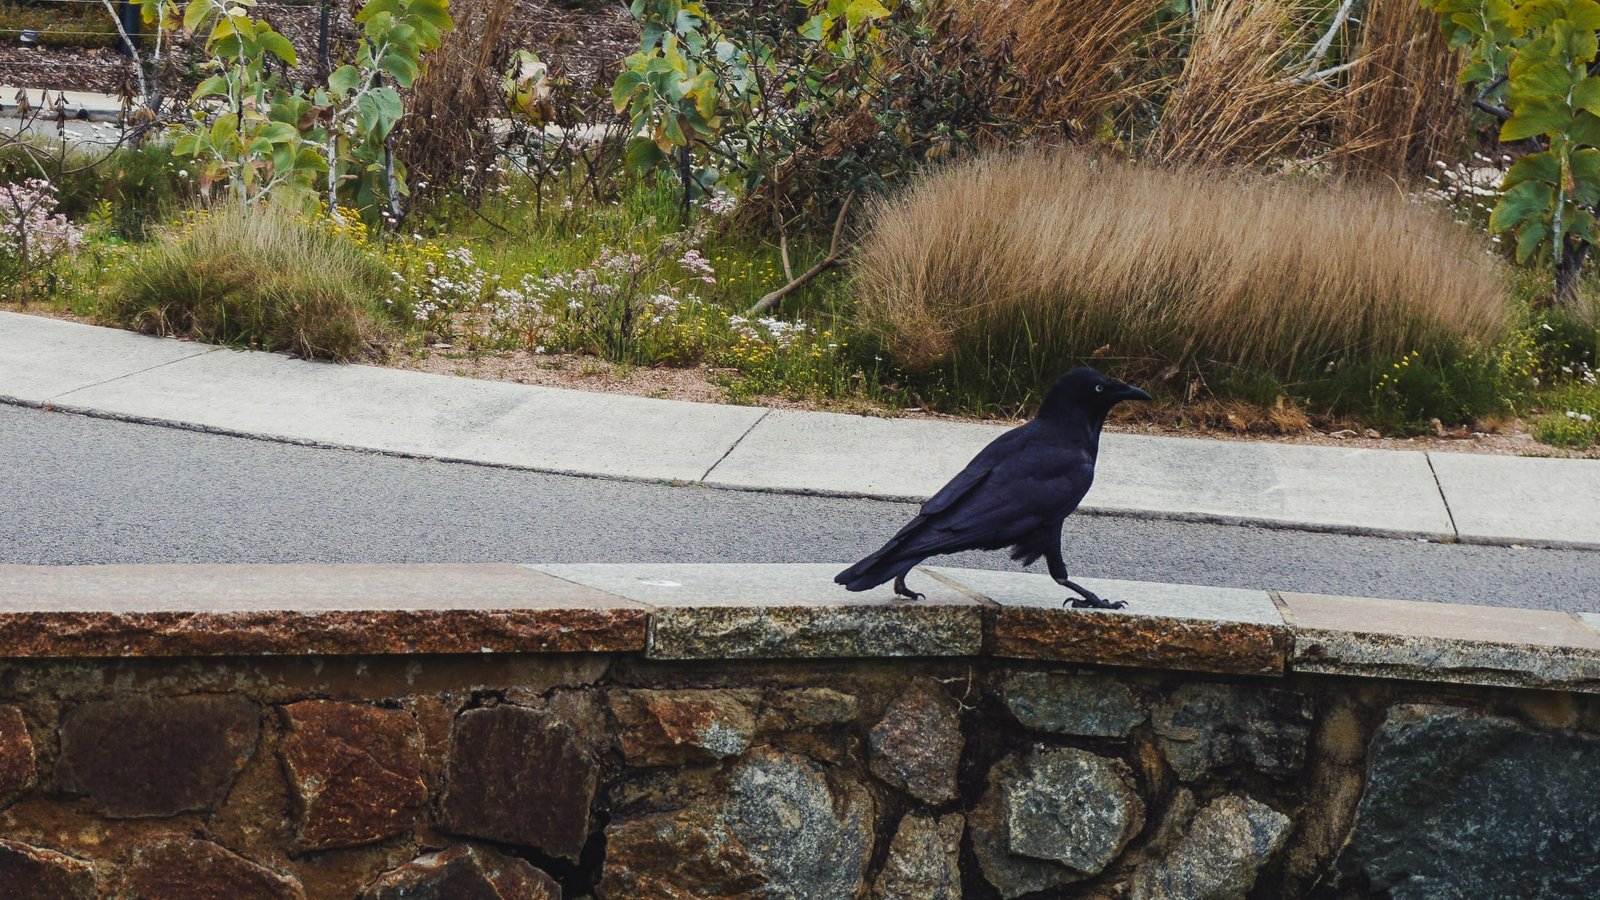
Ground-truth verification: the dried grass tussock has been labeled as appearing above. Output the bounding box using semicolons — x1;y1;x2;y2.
853;149;1510;386
1150;0;1346;167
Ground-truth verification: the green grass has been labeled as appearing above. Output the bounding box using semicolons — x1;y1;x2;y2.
108;203;392;360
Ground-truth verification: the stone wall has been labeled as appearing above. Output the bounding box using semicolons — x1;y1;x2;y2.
1;563;1598;899
2;655;1598;899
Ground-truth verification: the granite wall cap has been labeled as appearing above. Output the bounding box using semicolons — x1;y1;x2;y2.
0;564;648;656
529;563;984;659
927;568;1290;676
1280;592;1600;692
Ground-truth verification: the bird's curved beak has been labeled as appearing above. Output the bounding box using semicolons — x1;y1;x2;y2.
1116;382;1153;403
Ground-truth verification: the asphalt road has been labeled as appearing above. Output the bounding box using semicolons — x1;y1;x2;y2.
3;403;1597;612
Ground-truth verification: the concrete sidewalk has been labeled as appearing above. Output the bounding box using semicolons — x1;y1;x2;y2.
3;311;1597;549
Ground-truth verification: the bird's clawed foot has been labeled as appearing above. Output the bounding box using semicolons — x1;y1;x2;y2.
1067;593;1127;610
1057;578;1127;610
893;574;926;602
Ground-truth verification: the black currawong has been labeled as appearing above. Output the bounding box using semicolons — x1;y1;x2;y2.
835;366;1151;608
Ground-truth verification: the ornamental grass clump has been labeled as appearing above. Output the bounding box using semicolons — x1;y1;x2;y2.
853;149;1514;420
113;203;390;361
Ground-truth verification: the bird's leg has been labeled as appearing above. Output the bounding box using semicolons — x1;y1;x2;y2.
1045;543;1126;609
893;574;925;601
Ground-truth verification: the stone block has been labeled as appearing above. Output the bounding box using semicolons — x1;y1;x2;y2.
872;812;964;900
723;748;876;900
0;705;34;803
0;839;100;899
930;568;1290;676
761;688;860;730
279;700;428;850
999;671;1146;737
438;705;598;861
868;680;963;805
528;564;983;659
55;694;259;817
1131;794;1291;900
120;837;304;900
1335;704;1600;897
610;689;758;766
360;844;560;900
971;745;1144;898
0;563;646;657
1152;684;1312;781
599;808;765;899
1283;592;1600;692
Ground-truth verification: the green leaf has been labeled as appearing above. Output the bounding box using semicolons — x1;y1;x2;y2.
258;29;297;65
1502;97;1572;141
192;74;229;101
623;135;666;174
1503;150;1560;187
328;65;361;97
1572;110;1600;145
1571;147;1600;203
381;52;420;88
210;112;238;147
183;0;213;33
1490;179;1555;232
1515;220;1550;264
843;0;889;25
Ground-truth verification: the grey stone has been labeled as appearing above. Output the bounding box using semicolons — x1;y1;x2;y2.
868;681;963;804
1284;592;1600;692
531;564;983;659
1336;704;1600;898
872;813;963;900
1152;684;1312;781
723;747;875;900
970;746;1144;898
1131;794;1291;900
1000;671;1145;737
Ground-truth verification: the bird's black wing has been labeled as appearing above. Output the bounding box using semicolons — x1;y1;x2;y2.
836;425;1095;590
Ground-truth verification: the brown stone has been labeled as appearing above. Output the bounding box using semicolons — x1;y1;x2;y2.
121;837;304;900
868;681;963;805
279;700;428;850
599;808;764;899
994;606;1290;676
0;839;100;899
55;694;259;818
761;687;860;730
610;689;758;766
0;705;35;803
873;812;964;899
360;844;560;900
438;705;598;860
0;564;646;657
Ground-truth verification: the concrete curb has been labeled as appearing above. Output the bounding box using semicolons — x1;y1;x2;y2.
1;562;1596;692
3;311;1598;549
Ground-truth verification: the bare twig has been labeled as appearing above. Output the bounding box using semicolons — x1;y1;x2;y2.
1301;0;1356;76
772;205;795;282
746;193;853;315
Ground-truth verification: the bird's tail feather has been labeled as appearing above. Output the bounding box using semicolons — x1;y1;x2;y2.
835;541;921;592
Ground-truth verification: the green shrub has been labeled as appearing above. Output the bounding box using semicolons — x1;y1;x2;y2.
0;141;196;238
110;203;390;360
852;149;1515;422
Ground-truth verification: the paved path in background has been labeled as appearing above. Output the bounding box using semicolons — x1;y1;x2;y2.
4;311;1597;548
3;404;1596;612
